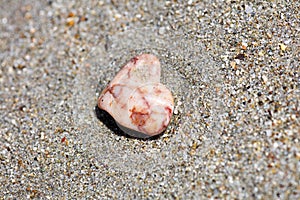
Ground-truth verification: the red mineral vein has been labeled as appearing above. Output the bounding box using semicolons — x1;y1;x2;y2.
130;56;139;64
107;84;122;99
129;106;150;127
136;88;151;108
127;67;131;78
154;87;162;94
121;103;127;109
142;96;150;108
165;106;173;116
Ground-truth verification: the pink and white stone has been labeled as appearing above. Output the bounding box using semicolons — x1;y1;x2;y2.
98;54;174;138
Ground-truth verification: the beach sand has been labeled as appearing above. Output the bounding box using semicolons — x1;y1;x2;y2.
0;0;299;199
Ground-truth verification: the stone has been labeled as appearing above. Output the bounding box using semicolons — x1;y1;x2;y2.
98;54;174;138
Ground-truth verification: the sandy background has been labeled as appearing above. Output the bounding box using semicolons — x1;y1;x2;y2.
0;0;299;199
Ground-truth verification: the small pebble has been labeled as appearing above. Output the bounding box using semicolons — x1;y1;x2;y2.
98;54;174;138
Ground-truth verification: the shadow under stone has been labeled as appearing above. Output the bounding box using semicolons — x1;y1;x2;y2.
94;105;162;140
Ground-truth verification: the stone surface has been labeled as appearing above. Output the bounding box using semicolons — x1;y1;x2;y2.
98;54;174;138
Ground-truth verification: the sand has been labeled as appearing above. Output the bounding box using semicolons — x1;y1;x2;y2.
0;0;299;199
